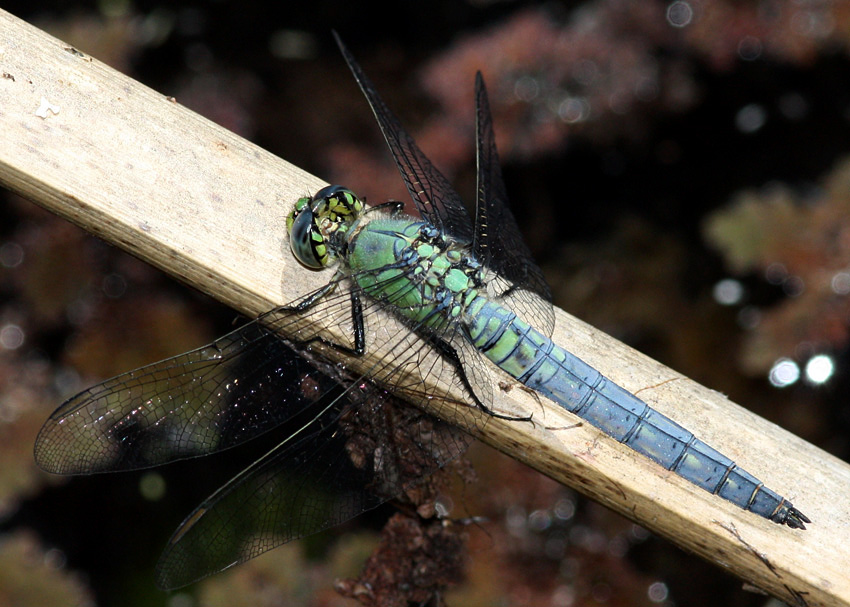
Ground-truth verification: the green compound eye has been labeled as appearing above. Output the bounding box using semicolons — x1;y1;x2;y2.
313;186;363;221
287;186;365;270
288;205;327;269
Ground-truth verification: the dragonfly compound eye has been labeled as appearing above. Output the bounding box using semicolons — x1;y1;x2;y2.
289;206;328;269
313;185;364;224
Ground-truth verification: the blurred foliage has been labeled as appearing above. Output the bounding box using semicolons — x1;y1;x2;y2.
0;355;56;518
705;157;850;374
0;531;93;606
1;0;849;605
193;538;369;607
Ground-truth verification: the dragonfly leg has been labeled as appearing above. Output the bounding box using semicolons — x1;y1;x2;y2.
286;291;366;358
274;272;366;356
349;290;366;355
287;279;340;312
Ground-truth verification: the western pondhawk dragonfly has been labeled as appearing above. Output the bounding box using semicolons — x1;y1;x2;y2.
34;33;809;590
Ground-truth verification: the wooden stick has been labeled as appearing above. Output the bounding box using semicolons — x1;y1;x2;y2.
0;9;845;606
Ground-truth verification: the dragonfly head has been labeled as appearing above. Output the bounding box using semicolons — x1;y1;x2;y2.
287;185;365;269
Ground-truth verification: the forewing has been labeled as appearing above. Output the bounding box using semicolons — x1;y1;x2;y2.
333;32;474;245
34;283;358;475
473;73;555;336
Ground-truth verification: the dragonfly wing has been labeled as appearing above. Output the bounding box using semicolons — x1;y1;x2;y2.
34;282;361;475
334;32;474;245
34;262;490;478
155;374;470;590
473;72;555;336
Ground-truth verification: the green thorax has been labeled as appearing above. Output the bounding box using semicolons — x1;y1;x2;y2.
346;217;484;329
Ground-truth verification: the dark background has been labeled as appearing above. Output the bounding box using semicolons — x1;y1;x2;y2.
1;1;848;605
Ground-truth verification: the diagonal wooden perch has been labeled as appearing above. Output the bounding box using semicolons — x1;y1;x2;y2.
0;9;846;606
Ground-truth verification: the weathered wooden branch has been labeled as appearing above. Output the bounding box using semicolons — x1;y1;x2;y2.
0;8;846;606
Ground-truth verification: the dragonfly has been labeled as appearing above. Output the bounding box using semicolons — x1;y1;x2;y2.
35;33;809;591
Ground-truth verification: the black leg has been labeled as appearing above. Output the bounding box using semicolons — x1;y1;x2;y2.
287;280;339;313
350;291;366;355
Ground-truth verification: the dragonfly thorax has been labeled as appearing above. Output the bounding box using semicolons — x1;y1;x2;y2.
287;185;365;269
348;217;486;329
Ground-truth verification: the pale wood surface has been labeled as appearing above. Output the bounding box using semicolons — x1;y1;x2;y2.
0;8;847;606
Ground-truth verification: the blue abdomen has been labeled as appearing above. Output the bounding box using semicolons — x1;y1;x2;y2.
464;295;803;526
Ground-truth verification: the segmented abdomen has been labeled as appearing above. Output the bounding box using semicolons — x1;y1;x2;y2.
464;295;803;527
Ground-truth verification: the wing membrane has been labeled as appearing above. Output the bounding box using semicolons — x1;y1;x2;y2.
155;368;469;589
473;73;554;335
334;32;473;245
35;322;316;474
